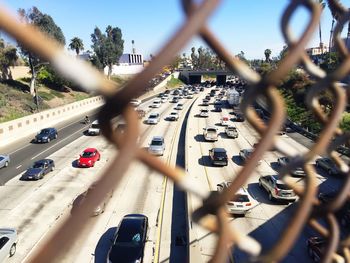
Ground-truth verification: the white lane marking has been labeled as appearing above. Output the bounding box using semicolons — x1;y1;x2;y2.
30;126;87;160
9;144;32;155
16;165;22;169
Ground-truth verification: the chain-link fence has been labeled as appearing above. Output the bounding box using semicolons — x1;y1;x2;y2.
1;0;350;262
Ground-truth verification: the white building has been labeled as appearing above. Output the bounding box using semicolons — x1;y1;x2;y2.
306;43;329;56
104;53;144;75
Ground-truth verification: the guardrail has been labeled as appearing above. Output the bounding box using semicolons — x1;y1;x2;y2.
1;1;350;263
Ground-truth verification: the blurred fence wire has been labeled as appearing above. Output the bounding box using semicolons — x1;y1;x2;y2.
1;0;350;262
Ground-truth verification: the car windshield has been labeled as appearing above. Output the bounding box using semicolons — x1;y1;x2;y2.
170;113;177;115
233;194;250;202
207;128;217;133
82;151;94;158
33;162;45;168
227;127;236;131
201;110;208;113
115;220;143;245
151;140;163;146
91;124;99;129
149;115;157;119
0;157;3;161
276;182;292;190
40;129;50;134
215;152;227;157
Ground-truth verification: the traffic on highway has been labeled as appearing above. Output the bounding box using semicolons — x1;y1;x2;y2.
0;79;347;262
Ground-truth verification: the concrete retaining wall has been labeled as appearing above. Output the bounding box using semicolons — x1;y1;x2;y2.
0;96;104;147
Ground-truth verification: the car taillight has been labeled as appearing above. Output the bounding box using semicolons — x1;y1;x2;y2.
274;187;279;195
245;202;251;206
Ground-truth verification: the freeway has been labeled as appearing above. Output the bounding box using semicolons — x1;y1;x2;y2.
0;84;345;263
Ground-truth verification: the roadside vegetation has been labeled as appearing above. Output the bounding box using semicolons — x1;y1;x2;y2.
166;75;184;88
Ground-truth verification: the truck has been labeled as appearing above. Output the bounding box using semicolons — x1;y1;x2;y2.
227;88;240;107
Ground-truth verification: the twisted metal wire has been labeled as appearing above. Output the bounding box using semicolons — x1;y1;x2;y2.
0;0;349;262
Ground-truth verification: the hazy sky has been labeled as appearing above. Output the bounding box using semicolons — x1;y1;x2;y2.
2;0;350;60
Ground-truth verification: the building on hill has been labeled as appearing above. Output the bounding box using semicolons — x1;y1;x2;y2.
104;53;144;75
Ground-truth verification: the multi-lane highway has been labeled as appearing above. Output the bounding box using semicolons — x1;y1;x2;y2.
0;84;345;263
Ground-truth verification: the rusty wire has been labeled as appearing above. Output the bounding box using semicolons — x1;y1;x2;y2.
0;0;350;262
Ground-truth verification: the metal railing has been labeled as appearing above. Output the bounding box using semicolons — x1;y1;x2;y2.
0;0;349;262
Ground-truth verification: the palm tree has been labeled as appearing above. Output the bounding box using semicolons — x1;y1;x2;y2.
264;49;272;62
69;37;84;56
326;0;346;51
318;0;326;47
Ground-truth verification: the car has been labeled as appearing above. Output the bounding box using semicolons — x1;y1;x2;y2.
202;99;210;106
161;97;168;103
21;159;55;180
239;149;262;165
233;113;245;122
199;87;204;91
221;116;229;126
107;214;148;263
146;113;160;124
217;182;254;215
225;126;238;138
277;156;305;176
151;99;161;108
72;185;113;216
306;236;344;262
175;103;183;110
199;108;209;117
214;106;222;112
87;120;100;135
318;191;350;227
148;136;165;156
78;148;100;168
0;228;17;261
186;94;193;99
167;112;179;121
203;126;218;141
35;128;58;143
130;99;141;107
209;148;228;166
315;157;341;176
258;175;297;202
0;155;10;168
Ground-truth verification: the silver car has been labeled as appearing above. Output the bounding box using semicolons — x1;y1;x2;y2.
0;228;17;261
148;136;165;156
0;155;10;168
239;149;262;165
258;175;296;202
225;126;238;138
277;156;305;176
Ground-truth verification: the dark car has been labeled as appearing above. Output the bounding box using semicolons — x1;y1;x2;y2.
209;148;228;166
35;128;58;143
214;106;222;112
277;157;305;177
21;159;55;180
307;236;344;262
107;214;148;263
233;113;245;122
315;157;341;176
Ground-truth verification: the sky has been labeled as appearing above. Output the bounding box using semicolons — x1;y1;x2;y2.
1;0;350;60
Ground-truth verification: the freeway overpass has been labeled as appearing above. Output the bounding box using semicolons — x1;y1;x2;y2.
178;70;236;85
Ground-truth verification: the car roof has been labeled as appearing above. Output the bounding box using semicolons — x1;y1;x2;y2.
83;148;97;152
0;228;16;237
212;148;226;152
41;127;55;131
34;159;53;164
205;126;217;129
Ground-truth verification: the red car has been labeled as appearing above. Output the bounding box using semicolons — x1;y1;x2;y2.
78;148;100;168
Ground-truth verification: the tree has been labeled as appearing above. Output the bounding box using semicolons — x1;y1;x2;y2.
318;0;326;47
264;49;272;62
17;6;65;97
69;37;84;56
91;26;124;79
190;47;198;69
0;39;18;79
326;0;345;51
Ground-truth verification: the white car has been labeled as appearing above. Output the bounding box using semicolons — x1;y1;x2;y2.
175;103;183;110
151;99;161;108
130;99;141;107
148;136;165;156
0;228;17;261
167;112;179;121
225;126;238;138
217;182;254;215
147;113;160;124
199;108;209;117
87;120;100;135
203;126;218;141
221;116;229;126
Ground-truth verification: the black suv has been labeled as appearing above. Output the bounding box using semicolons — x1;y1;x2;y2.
35;128;58;143
209;148;228;166
108;214;148;263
